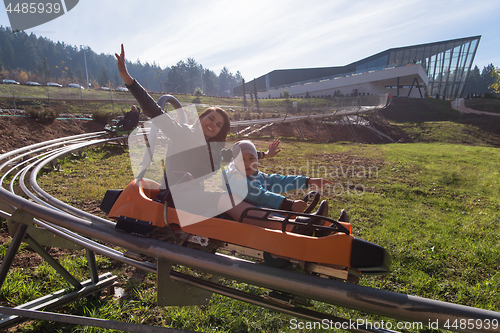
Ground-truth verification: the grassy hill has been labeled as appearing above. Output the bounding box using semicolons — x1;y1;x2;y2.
380;97;500;147
465;97;500;114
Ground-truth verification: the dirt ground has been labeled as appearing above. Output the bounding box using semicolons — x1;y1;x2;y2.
0;114;105;153
0;113;104;269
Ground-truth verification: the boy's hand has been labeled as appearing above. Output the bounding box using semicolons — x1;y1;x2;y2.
307;178;333;189
291;200;307;213
265;139;282;158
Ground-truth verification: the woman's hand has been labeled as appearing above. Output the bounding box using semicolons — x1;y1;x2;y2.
115;44;134;86
265;139;282;158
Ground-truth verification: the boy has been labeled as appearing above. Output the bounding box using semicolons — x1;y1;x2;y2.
223;140;333;215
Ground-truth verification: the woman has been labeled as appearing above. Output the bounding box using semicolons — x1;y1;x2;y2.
116;44;285;225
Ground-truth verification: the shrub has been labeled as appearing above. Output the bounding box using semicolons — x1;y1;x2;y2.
25;106;59;123
484;92;500;100
92;110;116;124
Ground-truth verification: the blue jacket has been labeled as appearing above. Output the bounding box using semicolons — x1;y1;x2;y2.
223;168;308;209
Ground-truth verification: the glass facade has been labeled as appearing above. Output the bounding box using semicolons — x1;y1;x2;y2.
355;36;481;99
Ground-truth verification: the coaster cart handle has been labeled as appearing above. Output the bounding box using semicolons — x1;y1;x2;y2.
239;206;351;236
156;94;189;124
302;191;320;214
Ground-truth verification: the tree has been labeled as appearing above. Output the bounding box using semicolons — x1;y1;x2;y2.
37;57;51;82
219;66;231;96
464;64;497;96
186;58;200;94
66;67;76;81
98;66;110;87
165;61;188;93
113;71;120;88
15;33;38;71
0;31;15;69
481;64;496;93
489;66;500;95
75;66;86;86
202;69;219;96
235;71;243;85
0;27;246;94
19;70;28;83
154;69;165;92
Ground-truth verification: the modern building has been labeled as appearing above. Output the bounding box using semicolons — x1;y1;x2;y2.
234;36;481;100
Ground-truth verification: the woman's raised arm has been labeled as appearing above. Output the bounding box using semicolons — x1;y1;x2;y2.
115;44;134;86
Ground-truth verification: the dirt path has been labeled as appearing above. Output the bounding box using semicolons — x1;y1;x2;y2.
452;99;500;117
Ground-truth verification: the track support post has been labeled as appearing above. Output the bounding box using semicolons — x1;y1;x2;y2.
0;216;28;288
157;258;218;306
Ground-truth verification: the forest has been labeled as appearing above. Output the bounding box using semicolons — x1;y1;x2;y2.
0;26;497;98
0;26;242;96
462;63;498;97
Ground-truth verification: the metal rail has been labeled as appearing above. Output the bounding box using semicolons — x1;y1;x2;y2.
0;209;392;333
0;131;499;333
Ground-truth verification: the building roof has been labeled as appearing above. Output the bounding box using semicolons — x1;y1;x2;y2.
235;36;481;99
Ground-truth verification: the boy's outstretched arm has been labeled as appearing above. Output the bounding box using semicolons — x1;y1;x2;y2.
307;178;333;189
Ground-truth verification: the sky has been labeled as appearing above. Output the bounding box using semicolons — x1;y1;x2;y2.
1;0;499;81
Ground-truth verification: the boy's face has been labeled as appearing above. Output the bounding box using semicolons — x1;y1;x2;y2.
241;153;258;176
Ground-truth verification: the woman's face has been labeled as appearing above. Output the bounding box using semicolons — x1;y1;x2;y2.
200;110;225;139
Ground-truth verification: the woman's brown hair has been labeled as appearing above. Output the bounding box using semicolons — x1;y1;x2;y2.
199;107;230;142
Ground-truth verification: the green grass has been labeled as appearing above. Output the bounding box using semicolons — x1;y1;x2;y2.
381;97;500;147
381;97;460;123
36;145;133;211
1;138;495;332
465;98;500;114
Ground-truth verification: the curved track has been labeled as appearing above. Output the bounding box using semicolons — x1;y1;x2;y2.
1;130;499;333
